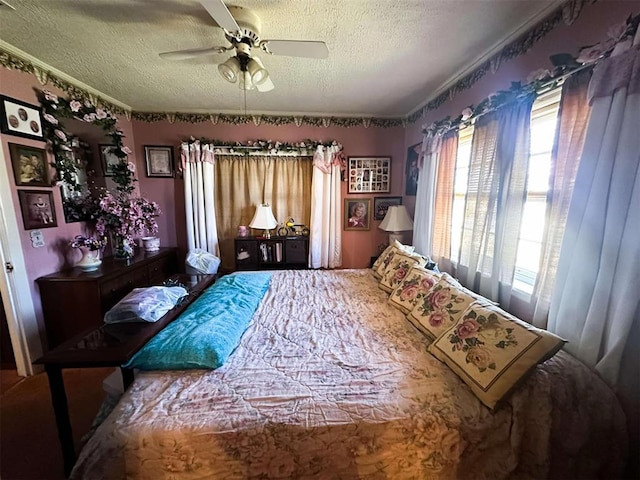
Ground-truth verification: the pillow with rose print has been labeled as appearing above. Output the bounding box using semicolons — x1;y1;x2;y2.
406;274;479;341
427;302;566;409
372;240;415;280
378;251;427;293
388;265;441;314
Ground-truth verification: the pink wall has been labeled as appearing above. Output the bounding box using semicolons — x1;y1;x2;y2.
133;120;406;269
0;68;136;346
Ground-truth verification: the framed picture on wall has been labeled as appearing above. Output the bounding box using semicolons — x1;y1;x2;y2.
8;143;49;187
144;145;174;177
18;190;57;230
405;143;420;196
344;198;371;231
99;144;120;176
373;196;402;221
0;95;44;141
347;157;391;193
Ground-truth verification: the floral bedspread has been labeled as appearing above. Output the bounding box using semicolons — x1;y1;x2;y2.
71;269;626;479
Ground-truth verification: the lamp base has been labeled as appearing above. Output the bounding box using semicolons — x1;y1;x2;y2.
388;232;404;245
263;229;271;239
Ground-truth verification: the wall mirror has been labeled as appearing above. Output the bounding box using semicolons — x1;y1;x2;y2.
58;118;110;222
38;90;135;223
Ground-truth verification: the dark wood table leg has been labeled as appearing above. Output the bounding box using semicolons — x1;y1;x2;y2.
120;367;134;390
45;364;76;477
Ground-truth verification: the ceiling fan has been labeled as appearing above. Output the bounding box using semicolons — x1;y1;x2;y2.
159;0;329;92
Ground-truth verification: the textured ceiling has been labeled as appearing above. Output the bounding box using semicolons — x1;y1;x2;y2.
0;0;561;117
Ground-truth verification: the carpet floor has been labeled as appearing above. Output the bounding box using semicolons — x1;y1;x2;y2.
0;367;114;480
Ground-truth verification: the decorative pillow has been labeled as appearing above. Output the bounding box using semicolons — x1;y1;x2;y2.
428;303;566;409
406;274;478;340
378;251;426;293
104;286;188;324
372;240;415;280
388;265;441;314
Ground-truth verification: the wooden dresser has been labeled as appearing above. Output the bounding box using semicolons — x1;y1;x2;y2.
36;247;178;349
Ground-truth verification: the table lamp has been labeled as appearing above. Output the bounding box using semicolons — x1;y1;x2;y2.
379;205;414;245
249;203;278;238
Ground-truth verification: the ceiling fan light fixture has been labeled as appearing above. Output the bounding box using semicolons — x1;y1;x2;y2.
239;70;254;90
218;56;241;83
246;57;269;86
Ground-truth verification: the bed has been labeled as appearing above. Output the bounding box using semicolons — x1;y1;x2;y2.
70;269;627;479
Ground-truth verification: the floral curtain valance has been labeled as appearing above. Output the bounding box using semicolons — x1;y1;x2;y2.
183;137;343;157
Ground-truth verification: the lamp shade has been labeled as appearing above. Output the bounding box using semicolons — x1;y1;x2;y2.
218;57;241;83
249;204;278;237
247;57;269;86
379;205;414;232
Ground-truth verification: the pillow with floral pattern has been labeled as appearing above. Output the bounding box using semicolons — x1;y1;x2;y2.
378;251;426;293
407;274;479;341
388;265;441;314
372;240;415;280
428;303;565;409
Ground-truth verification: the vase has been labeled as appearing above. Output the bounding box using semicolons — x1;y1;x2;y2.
141;236;160;252
75;246;102;272
112;234;134;260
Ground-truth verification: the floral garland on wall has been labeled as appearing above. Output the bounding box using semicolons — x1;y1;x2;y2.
38;89;162;259
38;89;136;194
421;13;640;138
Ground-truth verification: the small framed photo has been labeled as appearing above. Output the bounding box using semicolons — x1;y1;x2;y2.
144;145;174;178
18;190;57;230
344;198;371;231
374;196;403;221
0;95;44;141
8;143;49;187
100;144;120;176
347;157;391;194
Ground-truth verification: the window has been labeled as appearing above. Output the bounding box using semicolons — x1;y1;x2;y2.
513;88;561;294
449;88;561;294
450;126;473;263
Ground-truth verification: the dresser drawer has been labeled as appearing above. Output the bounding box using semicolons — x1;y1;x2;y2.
100;267;149;312
147;256;173;284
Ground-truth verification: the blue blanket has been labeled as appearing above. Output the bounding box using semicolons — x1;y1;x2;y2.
124;272;272;370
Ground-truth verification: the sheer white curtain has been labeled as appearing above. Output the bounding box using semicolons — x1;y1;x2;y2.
309;145;342;268
531;70;591;328
456;96;534;308
548;37;640;385
413;132;443;256
180;142;219;255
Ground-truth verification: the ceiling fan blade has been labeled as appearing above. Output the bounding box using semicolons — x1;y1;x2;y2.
256;77;274;92
159;46;228;61
200;0;240;33
263;40;328;59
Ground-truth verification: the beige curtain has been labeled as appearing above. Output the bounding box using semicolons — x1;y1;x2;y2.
431;131;458;265
531;70;592;328
214;154;313;270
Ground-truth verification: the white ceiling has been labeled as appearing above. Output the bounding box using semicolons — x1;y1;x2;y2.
0;0;561;118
